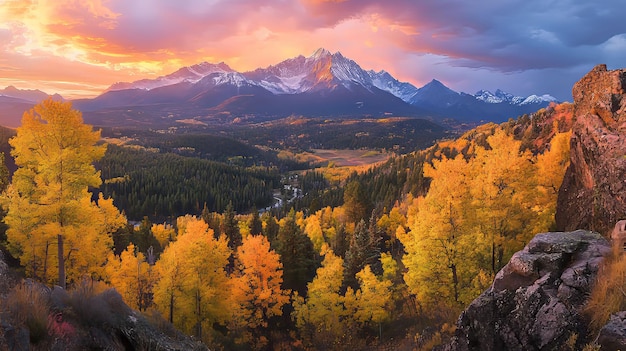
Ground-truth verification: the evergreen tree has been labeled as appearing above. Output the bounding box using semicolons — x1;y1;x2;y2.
343;180;370;223
249;208;263;236
276;210;318;295
344;219;381;290
222;201;242;250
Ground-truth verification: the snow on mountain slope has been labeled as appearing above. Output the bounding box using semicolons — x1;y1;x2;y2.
107;62;235;91
368;70;419;102
475;89;556;106
243;48;376;94
520;94;557;105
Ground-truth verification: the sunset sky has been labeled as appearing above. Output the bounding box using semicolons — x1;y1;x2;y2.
1;0;625;101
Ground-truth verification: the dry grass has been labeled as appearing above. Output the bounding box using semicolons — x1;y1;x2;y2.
584;243;626;333
4;281;51;345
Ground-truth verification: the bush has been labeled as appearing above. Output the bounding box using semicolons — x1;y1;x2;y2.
4;281;51;345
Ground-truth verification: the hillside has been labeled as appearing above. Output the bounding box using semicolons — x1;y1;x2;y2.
443;65;626;350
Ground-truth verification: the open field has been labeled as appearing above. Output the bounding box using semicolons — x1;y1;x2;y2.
298;148;393;167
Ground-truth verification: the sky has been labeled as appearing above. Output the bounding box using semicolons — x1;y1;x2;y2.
1;0;626;101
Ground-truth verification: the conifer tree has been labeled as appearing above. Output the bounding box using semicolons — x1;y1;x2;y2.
344;219;381;290
263;214;279;244
248;208;263;236
222;201;242;250
276;209;317;295
343;180;370;223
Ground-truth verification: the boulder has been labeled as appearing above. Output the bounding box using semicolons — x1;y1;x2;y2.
556;64;626;235
598;311;626;351
443;230;610;351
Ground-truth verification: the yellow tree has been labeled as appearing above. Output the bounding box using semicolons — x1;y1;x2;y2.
304;213;325;252
4;99;125;285
533;130;571;232
151;223;176;249
350;265;393;328
292;246;358;349
469;129;536;275
230;234;290;349
153;217;232;341
105;243;155;311
401;154;487;308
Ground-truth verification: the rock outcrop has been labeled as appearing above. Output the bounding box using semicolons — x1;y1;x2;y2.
556;64;626;234
598;311;626;350
444;230;610;351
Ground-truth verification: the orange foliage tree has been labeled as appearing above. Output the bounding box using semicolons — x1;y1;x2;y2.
229;234;290;349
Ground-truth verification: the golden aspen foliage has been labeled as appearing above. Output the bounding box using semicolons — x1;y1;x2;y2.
229;234;290;349
3;99;124;284
402;153;483;308
469;129;536;274
533;130;572;232
380;252;398;281
152;217;232;341
303;213;325;252
151;223;176;248
401;127;571;313
351;265;393;325
377;206;407;240
292;246;355;349
105;243;154;311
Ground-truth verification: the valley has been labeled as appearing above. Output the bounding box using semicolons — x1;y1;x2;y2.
0;49;619;351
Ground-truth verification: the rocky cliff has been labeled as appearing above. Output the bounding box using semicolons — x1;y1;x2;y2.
556;64;626;234
443;230;610;351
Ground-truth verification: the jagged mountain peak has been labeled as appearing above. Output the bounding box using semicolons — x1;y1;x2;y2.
475;88;556;105
309;48;332;60
0;85;59;103
244;48;373;94
420;79;459;95
86;49;558;123
107;61;236;92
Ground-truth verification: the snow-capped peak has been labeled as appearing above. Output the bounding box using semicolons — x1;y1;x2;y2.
520;94;557;105
242;48;375;94
475;89;556;105
309;48;332;60
475;89;508;104
368;70;419;102
107;62;235;92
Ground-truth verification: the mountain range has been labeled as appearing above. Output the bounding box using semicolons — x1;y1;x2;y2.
0;49;556;128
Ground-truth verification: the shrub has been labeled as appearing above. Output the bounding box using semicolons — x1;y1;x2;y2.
4;281;51;345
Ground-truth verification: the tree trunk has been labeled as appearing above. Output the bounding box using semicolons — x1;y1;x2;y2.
450;263;459;303
58;235;65;289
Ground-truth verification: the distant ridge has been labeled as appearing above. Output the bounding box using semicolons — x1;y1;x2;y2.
0;87;65;128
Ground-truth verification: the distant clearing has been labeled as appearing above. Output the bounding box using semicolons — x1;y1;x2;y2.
302;149;392;167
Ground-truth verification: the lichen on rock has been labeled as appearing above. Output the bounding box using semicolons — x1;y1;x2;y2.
443;230;610;351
